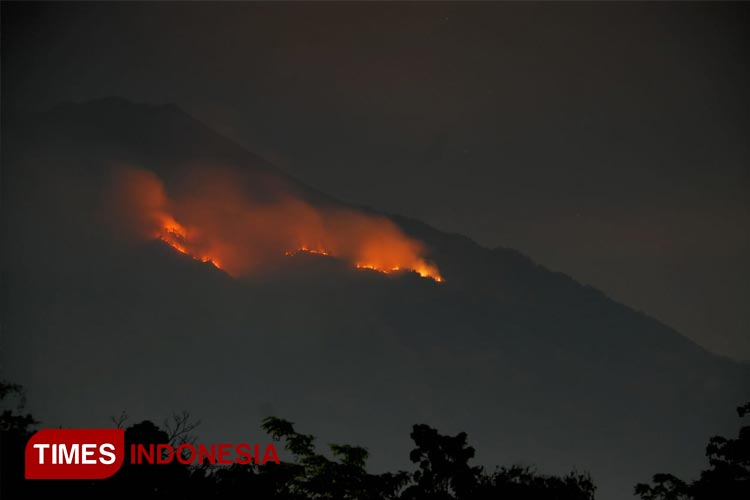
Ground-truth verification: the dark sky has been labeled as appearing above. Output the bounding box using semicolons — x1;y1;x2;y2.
2;1;749;359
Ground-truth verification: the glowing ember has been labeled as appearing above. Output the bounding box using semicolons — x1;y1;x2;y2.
356;262;443;282
155;216;223;270
284;248;442;282
111;166;443;283
284;247;442;281
285;246;330;257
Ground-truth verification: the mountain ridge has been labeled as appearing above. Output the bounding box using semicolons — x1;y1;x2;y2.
4;97;732;362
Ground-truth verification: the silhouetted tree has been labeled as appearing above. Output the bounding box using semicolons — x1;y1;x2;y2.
400;424;595;500
477;465;596;500
0;380;39;498
262;416;409;499
401;424;481;499
112;418;225;500
0;380;38;434
636;402;750;500
164;410;201;447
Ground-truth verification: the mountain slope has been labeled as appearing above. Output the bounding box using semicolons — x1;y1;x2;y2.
2;98;748;500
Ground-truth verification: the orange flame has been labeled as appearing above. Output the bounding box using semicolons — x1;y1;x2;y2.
355;262;444;282
156;215;222;269
110;167;442;282
285;246;330;257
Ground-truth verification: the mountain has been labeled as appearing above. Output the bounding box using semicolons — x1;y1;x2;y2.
2;98;748;499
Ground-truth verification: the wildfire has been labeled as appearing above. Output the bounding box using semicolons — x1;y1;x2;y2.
284;246;330;257
111;166;443;283
355;262;443;282
155;215;223;270
284;248;443;282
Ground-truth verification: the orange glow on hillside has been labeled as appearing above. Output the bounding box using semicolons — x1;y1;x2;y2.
285;246;330;257
110;166;442;282
155;215;223;270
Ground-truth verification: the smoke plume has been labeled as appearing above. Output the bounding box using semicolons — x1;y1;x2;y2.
109;166;442;282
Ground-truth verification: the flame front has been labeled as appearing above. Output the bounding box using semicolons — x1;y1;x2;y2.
156;215;223;270
287;247;443;282
355;262;443;282
111;167;443;282
285;246;330;257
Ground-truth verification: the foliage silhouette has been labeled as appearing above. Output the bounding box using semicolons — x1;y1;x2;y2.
401;424;481;499
261;416;408;499
635;402;750;500
475;465;596;500
0;380;38;499
0;380;37;434
1;380;599;499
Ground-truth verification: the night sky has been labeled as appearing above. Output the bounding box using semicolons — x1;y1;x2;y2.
3;1;749;358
